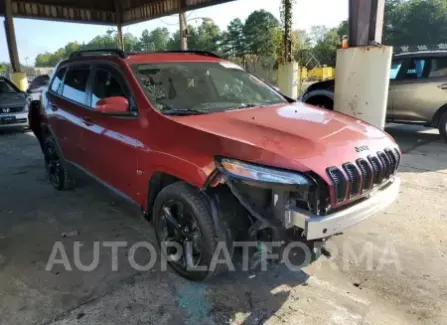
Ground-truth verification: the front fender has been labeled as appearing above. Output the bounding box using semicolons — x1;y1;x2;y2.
137;150;215;206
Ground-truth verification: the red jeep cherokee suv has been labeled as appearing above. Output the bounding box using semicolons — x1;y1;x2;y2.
37;49;401;280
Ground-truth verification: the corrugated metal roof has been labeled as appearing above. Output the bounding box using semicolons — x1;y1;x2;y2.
0;0;235;25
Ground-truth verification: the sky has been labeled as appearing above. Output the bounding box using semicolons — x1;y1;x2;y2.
0;0;348;66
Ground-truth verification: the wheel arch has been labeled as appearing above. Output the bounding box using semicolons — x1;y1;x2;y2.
431;103;447;127
301;89;335;109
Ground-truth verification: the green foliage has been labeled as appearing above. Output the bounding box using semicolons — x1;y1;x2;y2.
32;0;446;68
138;27;170;51
243;10;280;59
384;0;447;45
221;18;248;58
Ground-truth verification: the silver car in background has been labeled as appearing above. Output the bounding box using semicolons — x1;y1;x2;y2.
0;77;30;130
300;50;447;142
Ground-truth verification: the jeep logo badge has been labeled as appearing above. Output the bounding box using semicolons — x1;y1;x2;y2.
2;108;10;113
355;145;369;153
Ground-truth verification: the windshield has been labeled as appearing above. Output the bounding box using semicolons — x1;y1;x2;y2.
132;61;287;115
0;78;18;93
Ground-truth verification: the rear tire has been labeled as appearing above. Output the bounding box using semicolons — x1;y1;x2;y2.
43;137;74;190
438;112;447;143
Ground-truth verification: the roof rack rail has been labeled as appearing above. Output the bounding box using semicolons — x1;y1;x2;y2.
394;44;447;54
130;50;222;58
69;49;128;59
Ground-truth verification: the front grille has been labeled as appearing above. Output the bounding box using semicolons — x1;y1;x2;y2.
343;163;361;198
0;106;24;114
327;148;401;205
377;151;392;179
356;158;374;190
368;155;383;184
327;167;347;203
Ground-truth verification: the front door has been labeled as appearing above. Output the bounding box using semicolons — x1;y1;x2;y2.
82;64;140;201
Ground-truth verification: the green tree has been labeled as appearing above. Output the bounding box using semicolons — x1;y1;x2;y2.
384;0;447;45
138;27;170;51
309;26;340;66
221;18;247;58
243;10;280;58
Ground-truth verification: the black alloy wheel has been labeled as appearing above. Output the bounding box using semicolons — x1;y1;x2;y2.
158;200;202;269
43;137;73;190
153;182;232;281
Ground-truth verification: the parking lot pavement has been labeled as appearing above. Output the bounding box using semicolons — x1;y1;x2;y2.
0;126;446;325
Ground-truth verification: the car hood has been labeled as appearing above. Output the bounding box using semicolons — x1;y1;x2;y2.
170;102;397;175
0;92;26;107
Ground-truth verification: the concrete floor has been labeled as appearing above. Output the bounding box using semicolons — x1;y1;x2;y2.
0;125;446;325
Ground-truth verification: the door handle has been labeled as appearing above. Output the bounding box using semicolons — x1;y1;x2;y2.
438;83;447;90
82;116;94;126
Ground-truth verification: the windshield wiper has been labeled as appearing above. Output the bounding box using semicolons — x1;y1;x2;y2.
161;106;207;116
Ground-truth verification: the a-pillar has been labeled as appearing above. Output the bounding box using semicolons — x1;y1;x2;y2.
334;0;391;129
4;0;27;91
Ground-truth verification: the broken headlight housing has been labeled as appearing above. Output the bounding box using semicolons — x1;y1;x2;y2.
216;157;311;186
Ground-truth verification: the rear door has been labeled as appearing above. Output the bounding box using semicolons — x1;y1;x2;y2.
389;56;445;123
45;64;92;166
81;63;140;199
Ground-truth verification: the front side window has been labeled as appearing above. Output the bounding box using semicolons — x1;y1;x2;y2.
404;58;426;79
390;60;403;80
429;57;447;78
50;68;66;94
132;61;286;115
62;67;90;104
90;68;127;108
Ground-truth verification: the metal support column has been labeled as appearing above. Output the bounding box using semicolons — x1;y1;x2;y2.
4;0;20;72
348;0;385;46
179;0;187;50
334;0;390;129
114;0;124;50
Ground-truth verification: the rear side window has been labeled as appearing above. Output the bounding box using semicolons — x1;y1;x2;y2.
429;58;447;78
62;67;90;104
50;68;66;94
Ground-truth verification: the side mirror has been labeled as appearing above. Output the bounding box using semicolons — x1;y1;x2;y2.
96;96;129;114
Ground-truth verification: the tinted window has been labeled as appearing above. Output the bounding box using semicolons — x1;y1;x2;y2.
50;68;66;94
429;58;447;78
62;67;90;104
0;78;18;93
404;58;426;79
91;68;127;107
390;61;403;80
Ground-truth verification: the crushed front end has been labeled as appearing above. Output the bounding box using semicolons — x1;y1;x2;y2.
211;147;401;243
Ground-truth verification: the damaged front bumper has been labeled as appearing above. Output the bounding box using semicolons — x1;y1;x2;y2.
284;177;401;240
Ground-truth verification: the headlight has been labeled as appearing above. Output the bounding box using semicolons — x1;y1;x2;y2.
216;157;311;185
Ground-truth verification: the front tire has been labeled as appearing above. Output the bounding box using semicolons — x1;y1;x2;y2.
43;137;73;190
438;112;447;143
153;182;232;281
